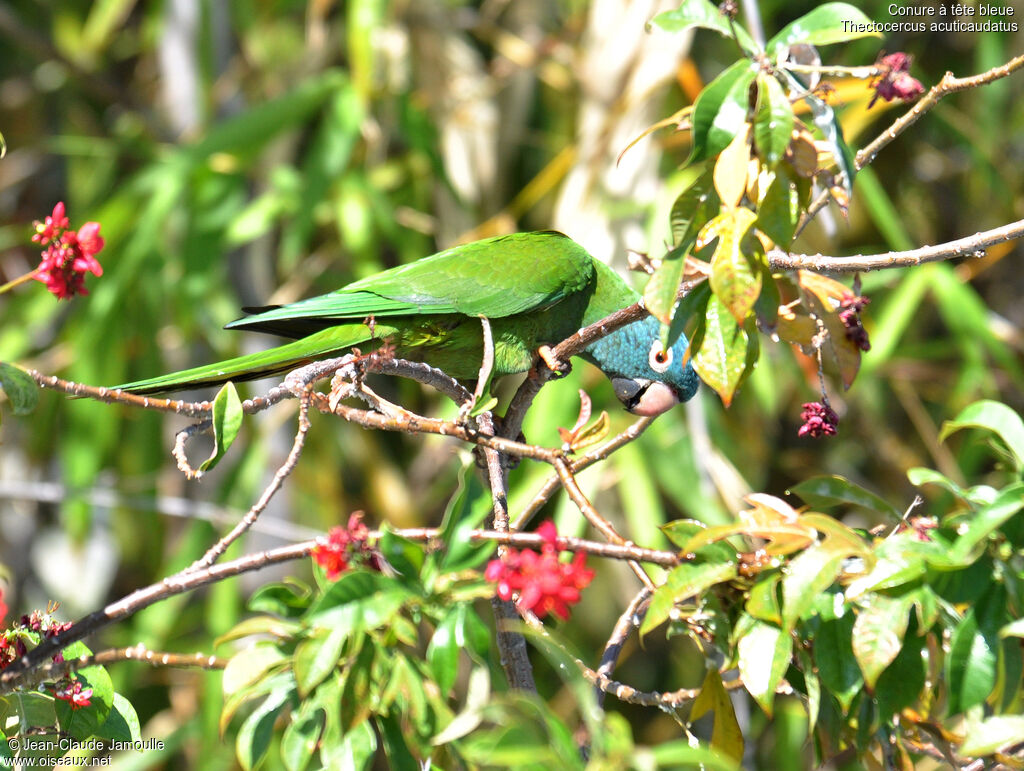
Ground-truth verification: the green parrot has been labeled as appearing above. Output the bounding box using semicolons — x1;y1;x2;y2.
115;231;699;415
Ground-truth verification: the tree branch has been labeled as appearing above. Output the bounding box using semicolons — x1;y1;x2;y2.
769;219;1024;273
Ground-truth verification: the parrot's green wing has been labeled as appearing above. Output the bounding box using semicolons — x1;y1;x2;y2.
112;324;383;394
114;231;596;394
227;231;595;337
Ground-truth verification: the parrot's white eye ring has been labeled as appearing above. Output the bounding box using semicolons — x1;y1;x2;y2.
649;341;672;373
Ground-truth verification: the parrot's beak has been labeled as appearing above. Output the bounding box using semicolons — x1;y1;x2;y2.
610;377;680;416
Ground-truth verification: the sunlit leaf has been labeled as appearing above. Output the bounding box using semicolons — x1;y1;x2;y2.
789;475;901;519
851;593;912;688
737;619;792;715
939;400;1024;468
689;60;757;164
960;715;1024;757
651;0;758;53
200;382;244;473
708;209;761;323
641;561;738;637
713;125;751;209
0;363;40;416
947;585;1004;714
692;295;754;406
767;3;881;55
645;244;688;326
753;74;794;168
690;668;744;763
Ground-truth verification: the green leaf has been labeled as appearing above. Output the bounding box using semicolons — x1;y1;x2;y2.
661;519;736;562
873;616;925;721
851;593;912;688
0;363;39;416
690;60;757;164
310;588;410;633
56;661;114;741
330;720;377;771
789;475;901;519
223;645;287;696
427;608;462;695
814;613;862;710
379;712;420;771
1000;617;1024;639
753;74;794;168
947;584;1004;715
949;483;1024;563
960;715;1024;757
737;619;792;715
649;741;741;770
671;279;712;353
766;3;881;55
294;625;349;696
780;544;844;630
94;693;142;743
939;400;1024;468
645;244;688;326
907;467;997;506
692;294;753;406
236;691;293;771
756;168;800;247
247;579;313;618
669;165;716;246
746;574;782;625
437;463;493;572
377;528;425;580
307;571;394;615
281;698;325;771
200;382;243;472
651;0;758;52
641;561;738;637
708;209;761;323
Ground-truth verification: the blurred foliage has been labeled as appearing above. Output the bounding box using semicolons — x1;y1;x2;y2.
0;0;1022;768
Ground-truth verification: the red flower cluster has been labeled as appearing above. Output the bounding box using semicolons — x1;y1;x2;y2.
484;521;595;621
798;402;839;438
53;677;92;710
869;52;925;108
31;202;105;300
0;607;74;670
838;293;871;352
0;633;28;670
312;512;375;580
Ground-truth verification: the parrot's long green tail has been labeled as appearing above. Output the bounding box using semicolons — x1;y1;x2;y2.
113;325;372;395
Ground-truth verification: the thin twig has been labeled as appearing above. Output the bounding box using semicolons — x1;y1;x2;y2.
315;392;561;463
16;645;226;690
477;408;537;691
186;392;314;571
552;457;656;591
857;54;1024;168
0;541;316;689
595;587;652;707
769;218;1023;273
513;416;655;530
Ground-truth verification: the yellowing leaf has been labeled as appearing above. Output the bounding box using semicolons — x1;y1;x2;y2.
692;294;751;407
714;125;751;209
691;668;744;763
709;207;761;323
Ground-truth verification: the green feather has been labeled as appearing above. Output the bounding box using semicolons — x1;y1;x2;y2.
113;231;699;413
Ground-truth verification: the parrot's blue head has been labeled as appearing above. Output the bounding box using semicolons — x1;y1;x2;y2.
584;316;699;416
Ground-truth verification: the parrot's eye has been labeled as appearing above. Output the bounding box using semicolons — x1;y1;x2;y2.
649;341;672;373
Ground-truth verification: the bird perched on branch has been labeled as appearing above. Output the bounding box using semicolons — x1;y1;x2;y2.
115;231;699;415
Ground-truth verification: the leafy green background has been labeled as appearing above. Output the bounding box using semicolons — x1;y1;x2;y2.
0;0;1021;768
